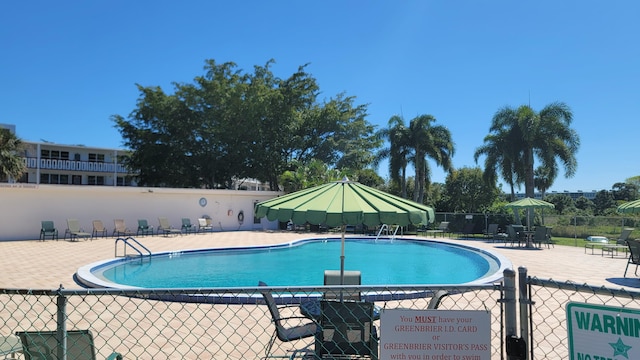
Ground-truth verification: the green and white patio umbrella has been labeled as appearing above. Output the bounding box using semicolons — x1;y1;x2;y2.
617;199;640;214
504;197;555;230
254;177;435;284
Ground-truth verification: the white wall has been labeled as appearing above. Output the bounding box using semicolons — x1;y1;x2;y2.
0;184;281;241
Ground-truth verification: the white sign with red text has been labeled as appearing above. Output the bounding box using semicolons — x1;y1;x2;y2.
380;309;490;360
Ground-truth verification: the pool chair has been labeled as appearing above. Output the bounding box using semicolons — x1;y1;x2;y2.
258;281;319;359
91;220;108;239
197;218;214;233
532;226;548;248
158;217;182;236
136;219;154;236
315;300;378;359
323;270;362;301
624;239;640;277
181;218;197;234
40;221;58;241
428;289;450;309
616;228;634;244
507;225;526;247
16;329;122;360
64;219;92;241
113;219;135;237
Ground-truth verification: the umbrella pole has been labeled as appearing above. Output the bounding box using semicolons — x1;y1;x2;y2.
340;225;346;302
340;225;345;285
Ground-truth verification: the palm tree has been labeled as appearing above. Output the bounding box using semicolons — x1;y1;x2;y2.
474;126;525;201
408;114;454;203
375;115;411;198
0;128;26;182
477;102;579;199
534;166;556;199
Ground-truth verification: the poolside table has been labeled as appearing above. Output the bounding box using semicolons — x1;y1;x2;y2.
584;236;609;254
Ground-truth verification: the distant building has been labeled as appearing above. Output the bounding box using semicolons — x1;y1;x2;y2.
1;123;270;190
515;190;600;201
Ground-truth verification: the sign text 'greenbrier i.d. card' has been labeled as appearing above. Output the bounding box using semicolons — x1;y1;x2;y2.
380;309;490;360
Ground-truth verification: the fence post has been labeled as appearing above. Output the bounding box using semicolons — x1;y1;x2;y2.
56;286;68;360
504;268;527;359
518;267;530;360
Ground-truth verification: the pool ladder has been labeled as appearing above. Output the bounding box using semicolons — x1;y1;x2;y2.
115;236;152;260
375;224;402;240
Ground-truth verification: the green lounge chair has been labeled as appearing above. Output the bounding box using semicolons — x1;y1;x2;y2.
136;219;154;236
40;221;58;241
16;329;122;360
181;218;197;234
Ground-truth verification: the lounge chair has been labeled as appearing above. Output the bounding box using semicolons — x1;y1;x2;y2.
624;239;640;277
65;219;92;241
40;221;58;241
258;281;319;359
158;217;182;236
616;228;634;244
458;223;476;238
181;218;197;234
16;329;122;360
428;289;450;309
113;219;135;237
91;220;108;239
136;219;154;236
323;270;361;301
425;221;449;238
197;218;213;233
485;223;508;243
315;300;378;359
602;228;634;257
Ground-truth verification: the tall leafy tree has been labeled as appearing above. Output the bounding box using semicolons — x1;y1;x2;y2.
534;166;557;199
474;126;524;201
0;128;26;182
408;115;454;203
440;167;499;213
374;115;411;198
114;59;378;190
506;103;577;198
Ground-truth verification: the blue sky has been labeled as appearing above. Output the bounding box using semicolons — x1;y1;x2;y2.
1;1;638;193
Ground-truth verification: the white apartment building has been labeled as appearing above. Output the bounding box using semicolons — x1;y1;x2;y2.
2;123;134;186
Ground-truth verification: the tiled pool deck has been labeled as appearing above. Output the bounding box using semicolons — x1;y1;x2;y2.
0;230;637;290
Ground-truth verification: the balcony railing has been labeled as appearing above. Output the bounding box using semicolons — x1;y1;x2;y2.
22;157;130;174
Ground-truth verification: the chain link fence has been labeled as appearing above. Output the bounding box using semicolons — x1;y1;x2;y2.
1;284;502;359
526;272;640;359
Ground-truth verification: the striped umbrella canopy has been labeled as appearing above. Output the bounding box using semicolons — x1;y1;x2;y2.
505;197;555;231
504;197;555;209
255;178;435;284
617;199;640;214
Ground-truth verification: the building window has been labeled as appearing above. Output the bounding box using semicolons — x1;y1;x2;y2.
72;175;82;185
40;150;70;160
60;174;69;184
88;153;105;162
117;177;132;186
40;173;50;184
88;176;105;185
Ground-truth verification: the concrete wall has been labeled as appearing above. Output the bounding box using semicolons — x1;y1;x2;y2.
0;184;281;241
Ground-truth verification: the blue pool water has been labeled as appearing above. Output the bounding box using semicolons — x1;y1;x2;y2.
83;238;506;288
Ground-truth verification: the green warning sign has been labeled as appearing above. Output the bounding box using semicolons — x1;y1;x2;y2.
567;302;640;360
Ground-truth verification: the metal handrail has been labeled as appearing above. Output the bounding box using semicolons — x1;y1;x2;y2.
115;236;152;258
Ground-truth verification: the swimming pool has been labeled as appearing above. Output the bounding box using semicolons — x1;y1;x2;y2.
77;237;510;291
